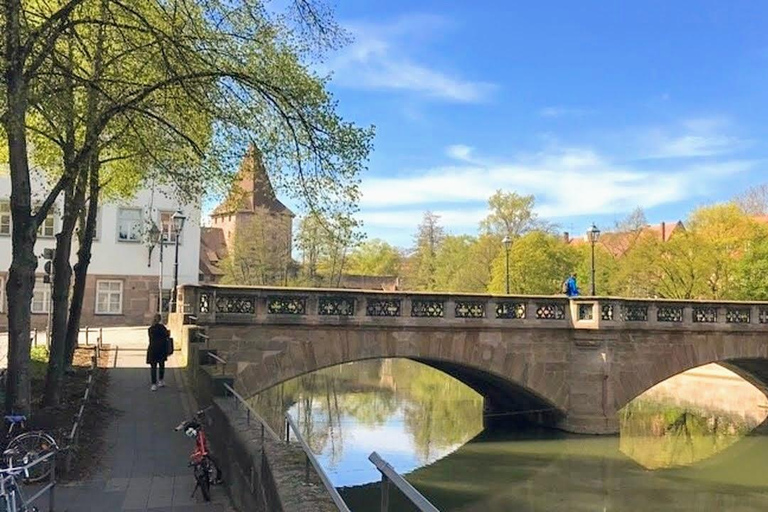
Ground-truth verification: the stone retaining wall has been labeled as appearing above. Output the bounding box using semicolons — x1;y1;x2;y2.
187;349;339;511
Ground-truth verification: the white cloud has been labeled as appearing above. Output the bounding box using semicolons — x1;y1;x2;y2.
539;106;592;118
358;146;756;232
641;117;751;159
445;144;474;161
326;16;495;103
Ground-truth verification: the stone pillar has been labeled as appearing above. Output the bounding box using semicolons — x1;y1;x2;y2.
562;331;619;434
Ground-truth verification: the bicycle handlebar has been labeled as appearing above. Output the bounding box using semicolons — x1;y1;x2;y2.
174;406;213;431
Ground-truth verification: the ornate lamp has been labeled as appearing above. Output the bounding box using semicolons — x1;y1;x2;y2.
586;223;601;296
502;235;512;295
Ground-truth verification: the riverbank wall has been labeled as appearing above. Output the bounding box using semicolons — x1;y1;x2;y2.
176;321;339;512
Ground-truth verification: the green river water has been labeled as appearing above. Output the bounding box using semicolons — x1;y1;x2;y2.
249;359;768;511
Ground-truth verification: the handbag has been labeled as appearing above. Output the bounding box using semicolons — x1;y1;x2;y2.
166;336;175;356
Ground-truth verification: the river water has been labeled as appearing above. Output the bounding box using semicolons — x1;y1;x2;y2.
249;359;768;511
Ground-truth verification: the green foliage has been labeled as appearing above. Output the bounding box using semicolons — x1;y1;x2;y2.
249;358;483;465
293;211;365;287
410;211;446;291
480;190;545;237
30;346;50;382
346;239;402;276
489;231;579;294
220;214;293;286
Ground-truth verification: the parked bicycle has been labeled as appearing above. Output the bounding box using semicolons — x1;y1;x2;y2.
0;445;56;511
175;408;222;502
1;416;57;484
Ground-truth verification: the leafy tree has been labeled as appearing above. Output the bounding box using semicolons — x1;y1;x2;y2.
294;212;364;287
346;239;402;276
488;231;579;295
410;211;445;291
220;214;293;286
1;0;374;414
480;190;547;238
431;234;501;293
575;243;620;297
733;235;768;300
433;235;476;292
688;204;766;299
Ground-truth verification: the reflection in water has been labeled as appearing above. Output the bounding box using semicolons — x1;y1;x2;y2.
249;358;484;486
619;363;768;470
620;401;755;469
250;359;768;511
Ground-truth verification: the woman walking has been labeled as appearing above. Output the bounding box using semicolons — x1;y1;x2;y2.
147;314;171;391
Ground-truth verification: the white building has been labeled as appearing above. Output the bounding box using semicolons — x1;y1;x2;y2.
0;171;201;329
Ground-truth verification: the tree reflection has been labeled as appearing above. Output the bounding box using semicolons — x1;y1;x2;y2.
619;400;756;469
248;358;484;469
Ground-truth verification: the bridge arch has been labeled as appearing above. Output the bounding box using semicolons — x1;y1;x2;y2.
611;330;768;412
232;326;569;426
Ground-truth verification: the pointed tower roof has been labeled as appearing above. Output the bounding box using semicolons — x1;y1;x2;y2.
212;145;294;217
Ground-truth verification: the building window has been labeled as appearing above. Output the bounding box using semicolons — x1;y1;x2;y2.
0;276;4;313
77;207;101;241
37;210;55;238
0;201;10;235
31;279;50;314
117;208;142;242
96;280;123;315
159;211;182;244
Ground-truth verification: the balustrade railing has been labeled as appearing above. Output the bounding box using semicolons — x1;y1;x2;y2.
180;284;768;330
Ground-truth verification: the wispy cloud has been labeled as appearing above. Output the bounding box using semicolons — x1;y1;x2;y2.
539;106;592;118
358;144;756;232
326;15;495;103
640;117;751;159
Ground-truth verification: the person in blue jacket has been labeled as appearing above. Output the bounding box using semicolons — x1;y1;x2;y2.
564;273;580;297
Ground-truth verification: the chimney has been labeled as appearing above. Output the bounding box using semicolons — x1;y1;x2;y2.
661;222;666;241
563;231;570;244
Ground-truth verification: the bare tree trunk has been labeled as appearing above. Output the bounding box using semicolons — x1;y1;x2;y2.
65;157;100;366
4;0;36;417
43;169;84;406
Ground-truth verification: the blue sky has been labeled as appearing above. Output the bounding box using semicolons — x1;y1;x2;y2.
289;1;768;247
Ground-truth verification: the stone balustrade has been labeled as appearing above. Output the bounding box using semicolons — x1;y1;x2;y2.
178;285;768;332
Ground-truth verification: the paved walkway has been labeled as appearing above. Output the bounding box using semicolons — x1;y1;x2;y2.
37;334;235;511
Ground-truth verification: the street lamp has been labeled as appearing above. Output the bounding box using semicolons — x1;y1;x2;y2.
147;222;164;314
587;223;601;296
170;210;187;313
502;235;512;295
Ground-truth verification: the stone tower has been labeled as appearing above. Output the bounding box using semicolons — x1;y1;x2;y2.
202;146;294;284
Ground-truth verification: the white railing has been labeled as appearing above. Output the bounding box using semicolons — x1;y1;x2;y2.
368;451;439;512
285;414;351;512
221;382;280;442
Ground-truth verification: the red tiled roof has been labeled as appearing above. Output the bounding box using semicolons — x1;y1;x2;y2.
563;221;685;257
212;145;294;217
199;227;227;278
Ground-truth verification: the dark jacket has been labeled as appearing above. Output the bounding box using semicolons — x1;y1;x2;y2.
147;323;170;364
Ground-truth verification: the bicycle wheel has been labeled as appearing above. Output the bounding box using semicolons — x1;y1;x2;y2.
7;431;58;483
195;462;211;502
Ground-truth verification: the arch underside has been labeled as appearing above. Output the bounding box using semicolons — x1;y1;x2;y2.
413;358;565;428
235;354;566;428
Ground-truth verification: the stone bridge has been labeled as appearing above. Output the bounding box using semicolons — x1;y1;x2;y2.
172;285;768;434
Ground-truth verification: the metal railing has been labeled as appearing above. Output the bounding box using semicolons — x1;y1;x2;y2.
221;382;281;442
64;343;101;473
1;448;58;510
285;414;351;512
368;451;439;512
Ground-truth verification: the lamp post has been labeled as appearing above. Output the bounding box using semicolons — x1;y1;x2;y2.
170;210;187;313
147;222;164;314
587;223;601;296
502;235;511;295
